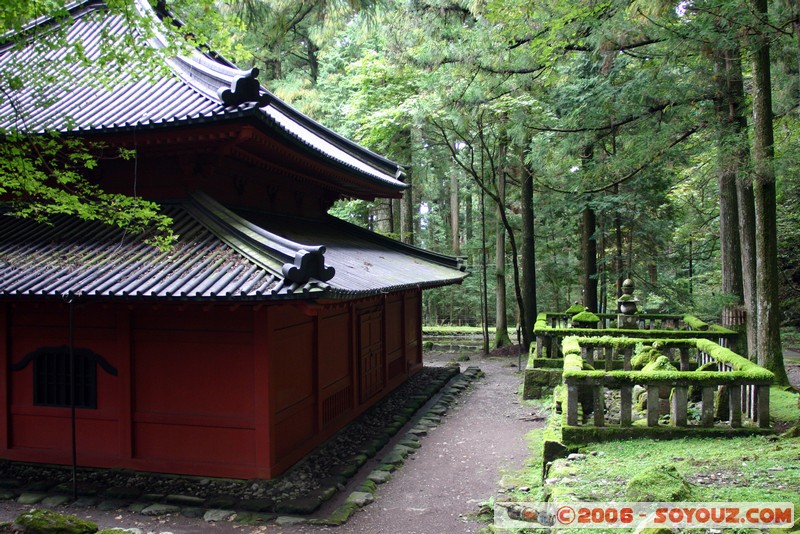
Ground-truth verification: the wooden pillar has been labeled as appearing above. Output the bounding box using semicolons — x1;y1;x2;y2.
671;386;688;427
593;384;604;427
757;385;770;428
567;384;579;426
116;306;133;460
701;387;715;427
0;304;8;451
620;386;632;426
253;306;273;477
647;386;660;426
729;386;742;428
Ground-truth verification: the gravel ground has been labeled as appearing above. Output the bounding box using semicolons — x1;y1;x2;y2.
281;351;538;534
0;350;538;533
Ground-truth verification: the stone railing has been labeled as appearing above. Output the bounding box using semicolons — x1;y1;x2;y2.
533;312;739;361
560;336;773;443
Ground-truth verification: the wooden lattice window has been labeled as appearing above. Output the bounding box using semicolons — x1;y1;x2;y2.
33;348;97;409
10;346;117;410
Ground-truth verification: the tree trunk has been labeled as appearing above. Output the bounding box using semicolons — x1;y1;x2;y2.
737;177;758;359
371;199;393;234
450;173;460;255
307;40;320;85
391;198;401;235
480;187;489;354
716;48;744;301
494;169;511;348
520;161;536;351
400;171;414;245
465;192;473;243
614;185;624;298
581;203;598;312
751;0;789;384
721;44;756;359
599;220;607;314
402;129;417;245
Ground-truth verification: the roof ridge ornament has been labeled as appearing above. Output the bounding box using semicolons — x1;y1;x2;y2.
282;247;336;284
217;68;271;108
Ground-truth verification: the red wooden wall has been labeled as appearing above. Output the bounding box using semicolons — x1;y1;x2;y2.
0;289;423;479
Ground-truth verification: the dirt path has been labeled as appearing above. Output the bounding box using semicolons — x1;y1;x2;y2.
0;353;539;533
286;353;537;534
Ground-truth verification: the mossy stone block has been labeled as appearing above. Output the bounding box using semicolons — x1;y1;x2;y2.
180;507;205;519
624;465;692;502
312;502;358;526
140;503;181;516
41;495;71;507
392;444;415;458
238;497;275;513
236;512;274;525
17;492;47;505
274;495;321;515
203;509;236;522
367;470;392;484
345;491;374;507
357;480;377;494
97;500;127;512
275;516;307;526
15;509;98;534
377;463;397;473
381;451;405;466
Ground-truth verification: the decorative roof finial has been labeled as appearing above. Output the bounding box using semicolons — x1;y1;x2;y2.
282;247;336;284
217;68;271;108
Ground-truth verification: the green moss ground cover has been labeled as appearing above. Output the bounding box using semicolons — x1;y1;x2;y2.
492;387;800;533
546;433;800;505
422;325;513;337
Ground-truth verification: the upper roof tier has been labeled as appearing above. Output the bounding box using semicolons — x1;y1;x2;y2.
0;0;407;195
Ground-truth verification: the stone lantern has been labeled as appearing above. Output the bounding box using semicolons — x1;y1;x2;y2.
617;278;639;328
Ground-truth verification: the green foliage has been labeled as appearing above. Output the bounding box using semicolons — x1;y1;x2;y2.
0;134;175;249
0;1;218;248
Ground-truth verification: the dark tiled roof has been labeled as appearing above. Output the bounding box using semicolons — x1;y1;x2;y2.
0;193;466;301
0;0;405;191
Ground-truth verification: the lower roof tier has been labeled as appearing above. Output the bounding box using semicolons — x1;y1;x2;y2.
0;192;467;301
